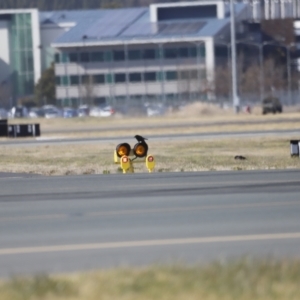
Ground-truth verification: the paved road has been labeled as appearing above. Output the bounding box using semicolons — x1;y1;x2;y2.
0;128;299;147
0;169;300;277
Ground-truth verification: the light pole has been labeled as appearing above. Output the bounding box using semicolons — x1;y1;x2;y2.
230;0;239;113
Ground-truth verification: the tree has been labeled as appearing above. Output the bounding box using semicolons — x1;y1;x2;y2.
35;63;56;106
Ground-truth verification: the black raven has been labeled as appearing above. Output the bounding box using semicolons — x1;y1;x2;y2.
134;135;148;143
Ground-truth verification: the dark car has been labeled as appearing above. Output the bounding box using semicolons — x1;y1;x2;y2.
262;97;282;115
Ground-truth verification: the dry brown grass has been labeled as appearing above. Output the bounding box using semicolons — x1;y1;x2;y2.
1;137;299;175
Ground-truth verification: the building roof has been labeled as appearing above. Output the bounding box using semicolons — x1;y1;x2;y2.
45;3;247;48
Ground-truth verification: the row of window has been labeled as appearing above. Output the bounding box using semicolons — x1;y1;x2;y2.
55;46;205;64
56;70;201;86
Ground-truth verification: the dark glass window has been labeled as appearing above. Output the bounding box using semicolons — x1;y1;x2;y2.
93;74;105;84
157;71;164;81
164;48;177;59
113;50;125;61
129;73;142;82
106;74;113;84
81;75;93;84
178;47;189;58
61;75;69;86
61;53;68;63
115;73;126;83
91;52;104;62
70;75;79;85
104;51;112;62
68;53;78;63
144;72;156;82
128;50;142;60
143;49;156;59
55;53;60;63
166;71;177;80
55;76;61;85
189;47;197;57
80;52;90;62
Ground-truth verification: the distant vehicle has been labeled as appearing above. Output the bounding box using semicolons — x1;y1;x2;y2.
43;105;62;119
262;97;282;114
77;105;90;117
146;104;166;117
89;105;115;117
10;106;28;118
28;107;45;118
63;107;78;118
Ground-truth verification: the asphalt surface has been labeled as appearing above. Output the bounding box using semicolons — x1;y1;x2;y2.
0;169;300;277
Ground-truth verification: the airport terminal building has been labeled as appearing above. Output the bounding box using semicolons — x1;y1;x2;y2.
2;0;300;107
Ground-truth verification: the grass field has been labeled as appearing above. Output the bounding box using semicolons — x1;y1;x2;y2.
2;103;300;175
1;136;299;175
1;259;300;300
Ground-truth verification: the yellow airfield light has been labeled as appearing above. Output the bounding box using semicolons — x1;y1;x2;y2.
133;143;148;158
146;155;155;173
116;143;131;158
120;155;131;173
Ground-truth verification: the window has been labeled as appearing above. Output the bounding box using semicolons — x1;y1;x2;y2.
91;52;104;62
105;74;113;84
82;75;93;84
61;53;69;63
104;51;112;62
164;48;177;59
178;47;189;58
115;73;126;83
55;53;60;63
144;72;156;82
68;53;78;63
55;76;61;85
189;47;197;57
80;52;90;62
128;50;142;60
113;50;125;61
157;71;165;81
93;74;105;84
166;71;177;81
61;76;69;86
70;75;79;85
129;73;142;82
143;49;156;59
94;97;106;105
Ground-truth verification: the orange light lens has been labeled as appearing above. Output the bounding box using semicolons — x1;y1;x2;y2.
118;146;128;157
135;144;146;156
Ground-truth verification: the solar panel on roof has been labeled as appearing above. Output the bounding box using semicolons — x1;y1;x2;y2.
158;22;205;35
84;8;147;39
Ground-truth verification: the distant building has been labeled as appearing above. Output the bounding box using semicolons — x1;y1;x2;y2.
50;1;248;107
3;1;300;107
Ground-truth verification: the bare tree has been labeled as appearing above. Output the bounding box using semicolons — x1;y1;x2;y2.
80;75;95;106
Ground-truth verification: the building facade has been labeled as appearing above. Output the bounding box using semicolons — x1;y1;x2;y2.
51;1;248;107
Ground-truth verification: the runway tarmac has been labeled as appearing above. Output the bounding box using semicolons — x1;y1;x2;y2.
0;169;300;277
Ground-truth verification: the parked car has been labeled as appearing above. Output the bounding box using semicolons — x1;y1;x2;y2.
77;105;90;117
28;107;45;118
89;105;115;117
262;97;282;114
63;107;78;118
146;104;167;117
43;105;62;118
